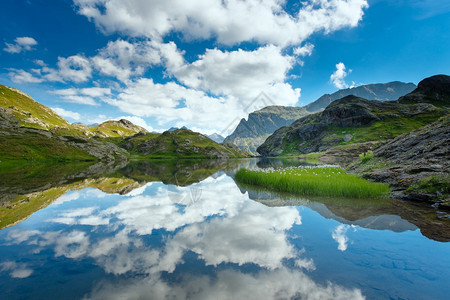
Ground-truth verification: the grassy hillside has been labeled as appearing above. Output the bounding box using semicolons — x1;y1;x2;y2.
282;109;442;156
90;119;148;137
259;96;446;157
0;84;71;130
119;129;249;159
0;128;96;162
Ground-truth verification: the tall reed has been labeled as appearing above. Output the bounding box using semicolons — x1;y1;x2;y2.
235;166;389;199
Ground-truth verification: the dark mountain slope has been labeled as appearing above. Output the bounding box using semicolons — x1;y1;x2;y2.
257;75;448;157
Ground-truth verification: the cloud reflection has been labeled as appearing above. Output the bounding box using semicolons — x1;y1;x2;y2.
0;261;33;279
83;268;364;300
332;225;353;252
2;175;365;299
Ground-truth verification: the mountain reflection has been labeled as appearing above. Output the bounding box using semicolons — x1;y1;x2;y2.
2;175;364;300
1;158;449;241
0;159;449;299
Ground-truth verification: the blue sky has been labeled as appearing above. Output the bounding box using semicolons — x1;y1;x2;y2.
0;0;449;135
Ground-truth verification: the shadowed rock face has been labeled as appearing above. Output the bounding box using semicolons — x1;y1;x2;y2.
398;74;450;106
224;106;310;155
415;75;450;96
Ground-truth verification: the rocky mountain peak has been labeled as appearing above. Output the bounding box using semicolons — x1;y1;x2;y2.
119;119;135;128
416;75;450;95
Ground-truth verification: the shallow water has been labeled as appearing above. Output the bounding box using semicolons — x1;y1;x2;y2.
0;159;449;299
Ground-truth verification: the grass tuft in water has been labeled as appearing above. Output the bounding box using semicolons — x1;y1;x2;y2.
235;166;389;199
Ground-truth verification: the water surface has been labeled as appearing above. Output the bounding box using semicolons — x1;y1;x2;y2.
0;159;449;299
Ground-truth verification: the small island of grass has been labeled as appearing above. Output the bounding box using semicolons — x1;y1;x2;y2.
235;166;389;199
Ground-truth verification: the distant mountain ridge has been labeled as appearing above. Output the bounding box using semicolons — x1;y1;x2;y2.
223;105;309;155
224;81;416;154
207;133;225;143
305;81;416;112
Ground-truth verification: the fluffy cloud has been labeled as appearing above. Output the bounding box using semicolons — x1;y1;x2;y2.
92;39;164;82
3;37;38;53
330;62;350;89
104;78;241;133
51;107;81;121
294;43;315;57
10;39;181;85
51;87;111;106
102;44;301;133
74;0;368;47
172;45;299;102
8;69;43;83
12;55;93;84
57;55;93;83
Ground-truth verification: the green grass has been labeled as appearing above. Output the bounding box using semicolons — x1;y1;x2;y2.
90;121;145;137
279;111;444;156
235;166;390;198
359;150;373;163
406;176;450;196
0;129;96;162
0;84;71;130
121;129;248;159
0;186;69;229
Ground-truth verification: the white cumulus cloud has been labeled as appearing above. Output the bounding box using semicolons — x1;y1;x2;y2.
51;87;111;106
3;37;38;53
330;62;350;89
8;69;44;83
74;0;368;47
51;107;81;121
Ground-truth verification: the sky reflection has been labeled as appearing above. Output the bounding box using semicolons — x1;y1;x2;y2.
0;169;449;300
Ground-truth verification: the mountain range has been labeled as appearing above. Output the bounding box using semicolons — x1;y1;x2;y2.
257;75;447;157
224;81;416;154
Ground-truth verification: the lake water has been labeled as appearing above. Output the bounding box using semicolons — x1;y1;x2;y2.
0;159;449;300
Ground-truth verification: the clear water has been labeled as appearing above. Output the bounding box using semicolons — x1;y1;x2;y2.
0;159;449;300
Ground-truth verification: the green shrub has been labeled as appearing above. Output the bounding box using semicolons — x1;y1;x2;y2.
406;176;450;195
359;150;373;163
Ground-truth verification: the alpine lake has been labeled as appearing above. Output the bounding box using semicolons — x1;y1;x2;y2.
0;158;449;300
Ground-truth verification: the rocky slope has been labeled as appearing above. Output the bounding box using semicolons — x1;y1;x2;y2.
0;109;128;162
397;74;450;107
90;119;148;137
224;105;309;155
352;116;449;206
305;81;416;112
0;84;72;130
257;75;448;157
